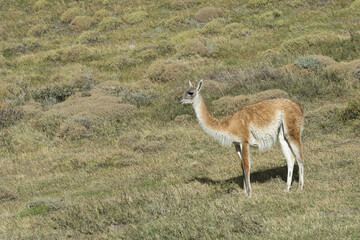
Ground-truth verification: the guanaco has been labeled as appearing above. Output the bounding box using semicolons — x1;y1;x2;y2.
180;80;304;197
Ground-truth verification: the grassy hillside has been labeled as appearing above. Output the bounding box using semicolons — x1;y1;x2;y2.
0;0;359;239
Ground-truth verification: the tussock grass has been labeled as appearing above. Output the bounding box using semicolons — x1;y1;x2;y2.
146;59;190;82
194;7;222;23
60;7;86;23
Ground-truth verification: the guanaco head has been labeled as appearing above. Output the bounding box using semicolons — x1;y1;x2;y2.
179;80;203;104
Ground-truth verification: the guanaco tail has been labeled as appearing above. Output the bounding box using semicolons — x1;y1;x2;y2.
179;80;304;197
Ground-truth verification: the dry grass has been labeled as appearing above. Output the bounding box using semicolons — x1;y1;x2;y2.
123;11;148;24
176;37;210;57
44;88;138;122
172;0;200;10
69;16;94;32
194;7;222;23
146;59;190;82
1;0;360;239
60;7;86;23
323;60;360;83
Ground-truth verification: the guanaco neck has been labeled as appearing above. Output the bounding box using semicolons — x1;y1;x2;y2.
192;94;225;131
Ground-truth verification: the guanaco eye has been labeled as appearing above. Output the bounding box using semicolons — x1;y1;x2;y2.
188;92;194;96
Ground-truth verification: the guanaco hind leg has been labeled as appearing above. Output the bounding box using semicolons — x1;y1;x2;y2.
280;123;305;191
289;141;304;190
279;127;295;192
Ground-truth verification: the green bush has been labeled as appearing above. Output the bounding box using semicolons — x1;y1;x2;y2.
294;56;321;72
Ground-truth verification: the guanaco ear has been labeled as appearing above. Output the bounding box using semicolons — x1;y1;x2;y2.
188;80;193;88
196;79;203;92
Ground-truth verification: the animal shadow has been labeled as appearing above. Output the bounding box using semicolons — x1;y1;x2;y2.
190;165;299;189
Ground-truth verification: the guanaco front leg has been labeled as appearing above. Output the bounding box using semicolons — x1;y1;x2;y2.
235;143;246;193
240;142;251;197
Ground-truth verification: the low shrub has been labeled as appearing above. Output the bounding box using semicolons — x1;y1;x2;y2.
341;98;360;122
98;17;122;31
294;55;337;72
32;84;75;105
32;116;62;139
32;64;97;105
0;55;5;67
0;187;17;202
60;7;86;23
176;37;210;57
51;64;97;91
209;37;242;58
280;33;360;61
172;0;200;10
279;34;340;56
59;118;91;140
33;0;51;11
349;0;360;9
44;45;97;63
27;24;48;37
294;56;321;72
323;60;360;83
134;48;158;61
0;102;23;128
123;11;148;24
258;49;286;65
170;30;200;45
166;16;189;32
77;30;107;44
146;59;190;82
247;0;274;8
201;18;225;35
44;89;138;122
69;16;93;32
106;56;138;70
93;9;111;22
2;38;40;55
223;23;249;38
194;7;222;23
